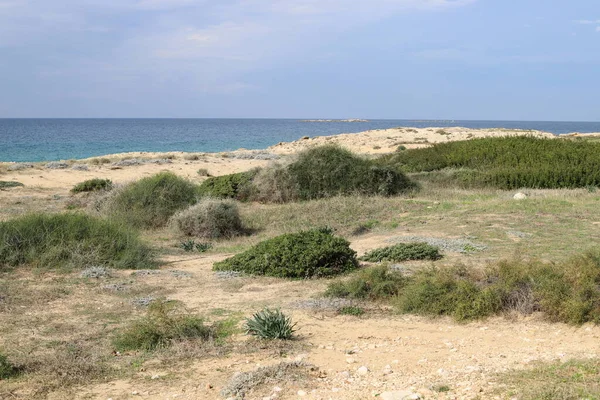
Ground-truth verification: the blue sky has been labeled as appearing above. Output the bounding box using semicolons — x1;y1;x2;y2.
0;0;599;120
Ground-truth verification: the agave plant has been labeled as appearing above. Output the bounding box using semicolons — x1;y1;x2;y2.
244;308;297;340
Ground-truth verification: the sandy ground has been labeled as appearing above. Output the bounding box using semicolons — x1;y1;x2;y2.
2;127;600;400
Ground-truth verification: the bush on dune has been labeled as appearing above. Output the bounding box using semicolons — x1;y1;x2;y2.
170;198;246;239
196;169;259;201
71;178;113;193
102;172;198;229
213;228;358;278
360;242;442;262
0;213;154;270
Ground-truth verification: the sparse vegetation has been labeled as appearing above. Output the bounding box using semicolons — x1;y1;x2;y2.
0;352;20;379
0;213;154;270
338;306;365;316
213;228;358;278
170;199;246;239
179;240;213;253
244;308;296;340
360;242;442;262
103;172;198;228
71;178;113;193
0;181;24;189
196;168;210;176
325;265;405;300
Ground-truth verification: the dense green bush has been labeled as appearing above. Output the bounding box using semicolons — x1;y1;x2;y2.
380;136;600;189
325;264;405;300
113;299;228;351
244;308;296;340
170;199;246;239
104;172;198;228
0;213;154;270
0;352;20;379
287;145;414;200
71;178;113;193
360;242;442;262
196;169;258;200
213;228;358;278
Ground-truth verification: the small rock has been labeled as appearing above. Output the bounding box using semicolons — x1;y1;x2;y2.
513;192;527;200
151;374;160;380
356;366;369;376
346;357;356;364
297;390;307;396
273;386;282;392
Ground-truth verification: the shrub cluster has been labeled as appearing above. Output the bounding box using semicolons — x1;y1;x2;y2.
0;213;154;270
213;228;358;278
360;242;442;262
381;136;600;189
196;169;258;200
71;178;113;193
103;172;198;228
113;299;228;351
170;199;245;239
326;250;600;323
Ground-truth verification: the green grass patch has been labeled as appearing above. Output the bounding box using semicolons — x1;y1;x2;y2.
360;242;442;262
213;228;358;278
337;306;365;316
325;265;405;300
71;178;113;193
0;213;154;270
0;181;24;189
113;299;232;351
381;136;600;189
103;172;198;229
0;352;21;379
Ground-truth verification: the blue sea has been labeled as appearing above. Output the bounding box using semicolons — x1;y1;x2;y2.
1;119;600;162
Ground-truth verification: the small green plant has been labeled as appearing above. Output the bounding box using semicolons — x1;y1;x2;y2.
244;308;296;340
113;299;226;351
179;240;196;252
0;213;154;270
338;306;365;316
170;199;246;239
103;172;198;229
214;228;358;278
0;181;24;189
0;352;20;379
360;242;442;262
179;240;212;253
71;178;113;193
195;242;212;253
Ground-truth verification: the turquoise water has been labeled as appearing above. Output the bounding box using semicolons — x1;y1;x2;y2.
1;119;599;162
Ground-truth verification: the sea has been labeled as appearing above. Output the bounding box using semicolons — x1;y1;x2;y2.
1;118;599;163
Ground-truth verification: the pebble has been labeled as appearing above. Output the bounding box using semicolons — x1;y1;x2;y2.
346;357;356;364
297;390;307;396
513;192;527;200
357;366;369;375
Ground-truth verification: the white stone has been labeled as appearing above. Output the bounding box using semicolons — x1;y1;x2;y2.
357;366;369;375
297;390;307;396
346;357;356;364
513;192;527;200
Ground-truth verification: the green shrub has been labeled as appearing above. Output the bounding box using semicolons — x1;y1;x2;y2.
0;352;20;379
170;199;246;239
0;181;24;189
197;168;210;176
104;172;198;228
338;306;365;316
196;169;259;200
213;228;358;278
0;213;154;270
325;265;405;300
360;242;442;262
381;136;600;189
113;299;226;351
287;145;414;200
244;308;296;340
71;178;113;193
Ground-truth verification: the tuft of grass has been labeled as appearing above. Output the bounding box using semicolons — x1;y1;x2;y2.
0;213;154;271
113;299;229;351
338;306;365;316
0;352;20;379
170;198;246;239
244;308;297;340
360;242;442;262
103;172;198;229
71;178;113;193
0;181;24;189
325;265;405;300
496;359;600;400
214;227;358;278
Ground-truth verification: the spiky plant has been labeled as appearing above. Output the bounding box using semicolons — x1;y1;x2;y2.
244;308;297;340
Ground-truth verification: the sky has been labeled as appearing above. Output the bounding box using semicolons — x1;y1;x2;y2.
0;0;599;120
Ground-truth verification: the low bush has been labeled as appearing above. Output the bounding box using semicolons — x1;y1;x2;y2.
381;136;600;189
170;199;246;239
244;308;296;340
113;299;228;351
0;352;20;379
103;172;198;228
213;228;358;278
71;178;113;193
338;306;365;316
360;242;442;262
0;181;24;189
287;145;414;200
196;169;259;200
325;265;405;300
0;213;154;270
